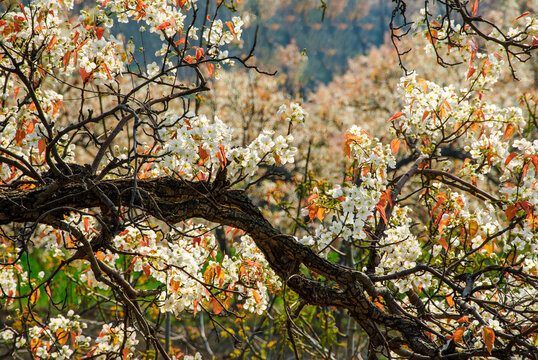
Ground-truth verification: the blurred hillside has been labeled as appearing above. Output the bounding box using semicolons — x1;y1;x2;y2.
115;0;404;91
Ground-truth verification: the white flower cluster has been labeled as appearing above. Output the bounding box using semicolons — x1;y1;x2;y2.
25;311;87;360
93;324;138;359
376;206;431;293
203;16;244;58
110;225;280;317
298;125;395;257
0;262;26;306
277;102;308;125
158;112;297;179
299;183;381;258
231;235;281;315
499;139;538;206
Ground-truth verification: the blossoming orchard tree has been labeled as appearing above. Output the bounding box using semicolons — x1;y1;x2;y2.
0;0;537;359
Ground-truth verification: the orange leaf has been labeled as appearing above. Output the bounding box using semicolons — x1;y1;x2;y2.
308;205;318;221
376;203;387;225
72;31;80;45
212;299;223;314
504;152;517;166
471;0;478;16
468;220;478;238
95;26;104;40
453;326;465;344
390;139;401;154
176;0;187;8
515;11;530;20
388;111;404;122
252;290;261;304
316;207;326;221
481;326;495;354
156;21;171;31
80;67;91;83
30;288;40;304
206;62;214;77
15;129;26;145
102;63;113;80
446;294;454;307
457;316;469;323
63;51;72;70
56;329;68;345
195;47;204;60
225;21;236;35
218;143;227;166
46;35;57;52
504;123;516;139
466;67;476;80
143;265;151;277
38;139;46;155
421;110;430;123
438;236;448;251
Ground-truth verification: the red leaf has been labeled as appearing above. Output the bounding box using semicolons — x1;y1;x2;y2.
533;35;538;47
518;201;531;216
15;129;26;145
143;265;151;277
505;205;517;220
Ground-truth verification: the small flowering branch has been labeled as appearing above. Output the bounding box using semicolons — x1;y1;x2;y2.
367;153;426;273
